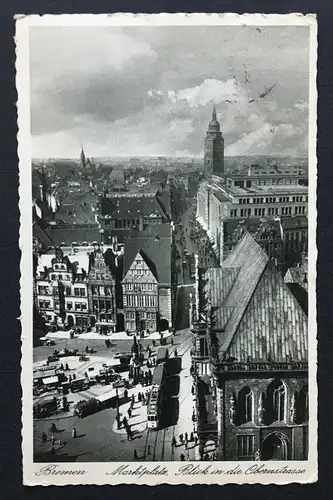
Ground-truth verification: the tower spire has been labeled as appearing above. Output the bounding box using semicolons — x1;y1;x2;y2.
212;104;217;121
80;143;86;168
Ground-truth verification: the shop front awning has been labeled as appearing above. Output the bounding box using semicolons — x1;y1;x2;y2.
42;376;59;385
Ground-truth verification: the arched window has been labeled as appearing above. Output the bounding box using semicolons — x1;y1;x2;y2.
296;385;308;424
237;387;253;424
267;380;286;423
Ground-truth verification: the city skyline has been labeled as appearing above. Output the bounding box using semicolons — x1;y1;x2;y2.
30;26;310;159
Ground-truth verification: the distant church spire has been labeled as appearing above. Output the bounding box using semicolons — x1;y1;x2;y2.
80;144;86;168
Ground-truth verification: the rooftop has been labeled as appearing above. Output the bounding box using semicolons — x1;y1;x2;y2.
222;184;308;196
37;251;90;275
205;232;308;363
223;217;282;242
45;224;102;246
123;224;171;285
281;216;308;230
100;193;169;220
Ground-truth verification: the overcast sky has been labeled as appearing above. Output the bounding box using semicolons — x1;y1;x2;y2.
30;25;310;158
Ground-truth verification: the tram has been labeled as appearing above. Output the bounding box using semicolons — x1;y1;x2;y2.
147;364;165;429
156;347;169;365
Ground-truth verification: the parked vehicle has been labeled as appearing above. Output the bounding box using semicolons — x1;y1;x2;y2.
70;378;90;393
57;348;78;358
33;397;58;418
47;355;59;364
74;398;100;418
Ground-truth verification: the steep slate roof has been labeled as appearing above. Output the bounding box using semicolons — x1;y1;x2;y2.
45;225;102;246
123;224;171;285
33;221;54;248
205;232;307;362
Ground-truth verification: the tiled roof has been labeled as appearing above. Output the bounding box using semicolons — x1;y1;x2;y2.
33;221;54;248
100;194;169;220
226;262;307;362
45;225;102;246
123;224;171;285
281;216;308;230
205;232;307;362
223;218;281;243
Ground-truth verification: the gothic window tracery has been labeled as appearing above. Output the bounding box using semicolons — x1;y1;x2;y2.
237;387;253;424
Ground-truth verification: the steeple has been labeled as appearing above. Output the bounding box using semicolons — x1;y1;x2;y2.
212;105;217;122
204;106;224;177
80;144;86;168
208;105;220;133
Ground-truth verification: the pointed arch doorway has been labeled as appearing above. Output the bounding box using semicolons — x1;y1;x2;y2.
262;433;288;461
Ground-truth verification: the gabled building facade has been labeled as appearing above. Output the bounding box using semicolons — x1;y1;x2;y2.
35;247;89;329
122;224;173;333
87;249;117;334
122;251;159;332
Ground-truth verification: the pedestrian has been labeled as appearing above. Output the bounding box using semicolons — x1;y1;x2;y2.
51;434;56;446
60;363;64;371
72;373;76;380
133;449;138;460
124;389;128;399
116;414;121;429
185;432;188;443
191;385;194;395
65;363;69;371
51;422;57;433
122;416;128;428
131;394;135;404
41;432;47;443
128;408;132;418
179;433;184;444
180;453;185;461
72;427;77;439
190;432;194;442
138;392;142;403
147;445;151;456
172;436;177;447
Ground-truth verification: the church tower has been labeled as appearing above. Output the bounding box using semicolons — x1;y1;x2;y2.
204;106;224;178
80;144;86;168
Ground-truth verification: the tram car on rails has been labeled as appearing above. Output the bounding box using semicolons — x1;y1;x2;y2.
147;364;166;429
156;347;169;365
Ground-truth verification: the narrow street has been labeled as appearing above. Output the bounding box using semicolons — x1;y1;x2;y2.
142;329;198;461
